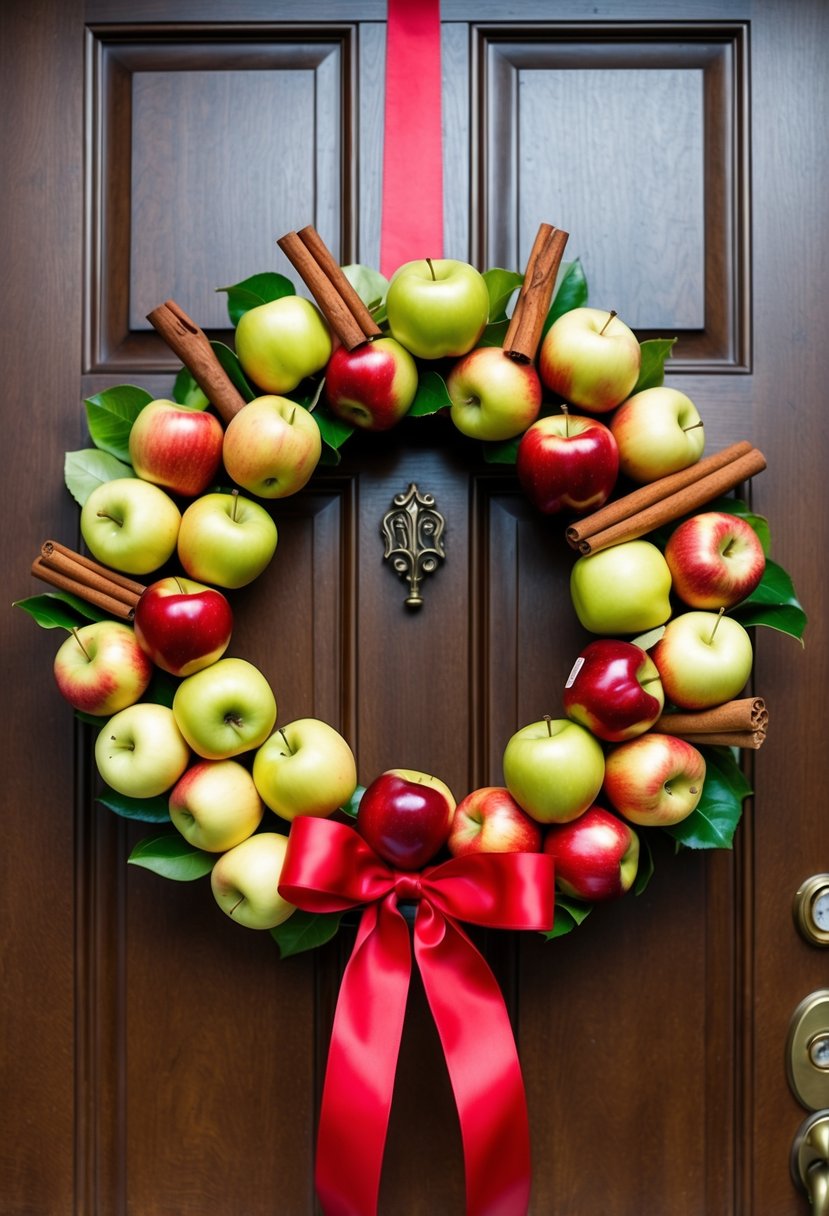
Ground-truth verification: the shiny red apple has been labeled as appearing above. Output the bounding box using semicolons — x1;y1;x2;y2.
543;804;640;900
516;411;619;514
356;768;455;870
324;336;419;431
563;639;665;742
664;511;766;609
133;576;233;677
447;786;542;857
128;399;224;497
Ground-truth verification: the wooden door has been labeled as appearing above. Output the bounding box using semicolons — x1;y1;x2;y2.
2;2;828;1212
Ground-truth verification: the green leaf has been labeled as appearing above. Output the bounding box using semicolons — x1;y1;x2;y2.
172;368;210;409
482;435;521;465
312;401;354;465
342;264;390;325
543;893;593;939
664;746;751;850
630;337;677;395
217;272;295;326
270;909;345;958
339;785;366;820
483;267;524;323
633;834;655;895
84;385;154;462
128;832;215;879
408;369;452;418
542;260;589;338
99;788;172;824
13;591;107;629
209;341;257;402
476;318;510;348
64;448;134;506
144;668;180;709
730;557;807;642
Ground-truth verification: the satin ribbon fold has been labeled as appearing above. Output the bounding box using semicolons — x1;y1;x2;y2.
279;816;555;1216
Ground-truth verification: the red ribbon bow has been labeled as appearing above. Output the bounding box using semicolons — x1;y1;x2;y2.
279;816;555;1216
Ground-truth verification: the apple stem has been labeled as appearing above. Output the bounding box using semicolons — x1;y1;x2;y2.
173;577;185;594
289;406;296;425
96;510;123;528
425;257;436;282
598;310;617;337
231;488;240;523
681;421;704;433
71;626;91;661
229;896;244;917
278;728;294;756
561;403;570;438
709;607;726;643
543;714;553;737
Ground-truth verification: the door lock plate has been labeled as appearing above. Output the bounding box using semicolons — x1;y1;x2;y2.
788;991;829;1110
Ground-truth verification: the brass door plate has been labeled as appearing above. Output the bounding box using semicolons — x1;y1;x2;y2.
788;990;829;1111
794;875;829;946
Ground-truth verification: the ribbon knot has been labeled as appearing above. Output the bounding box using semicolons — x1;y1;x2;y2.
279;815;555;1216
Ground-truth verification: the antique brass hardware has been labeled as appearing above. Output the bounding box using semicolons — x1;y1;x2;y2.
794;875;829;946
788;991;829;1110
791;1111;829;1215
381;484;446;608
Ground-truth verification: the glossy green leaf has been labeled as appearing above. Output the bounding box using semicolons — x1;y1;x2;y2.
217;272;295;326
633;834;655;895
483;267;524;323
64;448;134;506
342;264;389;324
313;401;354;465
542;259;589;337
482;435;521;465
730;557;807;642
270;909;345;958
476;318;510;348
209;341;257;402
84;385;154;462
172;368;210;409
13;591;107;630
664;745;751;850
339;785;366;820
543;893;593;939
128;832;215;879
99;788;172;824
408;369;452;418
630;337;677;395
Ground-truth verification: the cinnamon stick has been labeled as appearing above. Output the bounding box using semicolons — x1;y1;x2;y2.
277;229;381;351
32;542;145;621
41;541;146;599
504;224;569;362
570;444;766;555
147;299;246;424
653;697;768;750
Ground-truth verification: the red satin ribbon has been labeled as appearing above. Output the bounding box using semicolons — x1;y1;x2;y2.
380;0;444;278
279;817;555;1216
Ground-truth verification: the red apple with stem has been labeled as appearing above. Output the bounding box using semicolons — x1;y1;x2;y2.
356;768;456;870
133;576;233;676
516;407;619;514
544;805;640;900
53;620;153;715
324;336;419;431
447;346;542;441
447;786;542;856
128;399;224;497
539;307;641;413
664;511;766;609
563;639;665;742
603;734;706;826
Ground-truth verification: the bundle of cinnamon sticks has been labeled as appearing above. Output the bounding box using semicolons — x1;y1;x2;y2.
653;697;768;749
503;223;569;362
277;226;381;350
32;541;145;620
567;440;767;555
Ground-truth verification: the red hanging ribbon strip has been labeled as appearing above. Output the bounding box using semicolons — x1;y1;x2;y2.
279;817;555;1216
380;0;445;278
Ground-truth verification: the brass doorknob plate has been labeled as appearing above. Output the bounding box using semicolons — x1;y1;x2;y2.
791;1111;829;1215
788;991;829;1111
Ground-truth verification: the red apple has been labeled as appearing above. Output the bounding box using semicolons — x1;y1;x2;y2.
128;399;224;497
563;639;665;742
664;511;766;609
603;734;706;827
447;346;542;441
446;786;542;857
356;768;455;870
516;411;619;515
324;336;419;431
543;805;640;901
133;576;233;677
53;619;153;715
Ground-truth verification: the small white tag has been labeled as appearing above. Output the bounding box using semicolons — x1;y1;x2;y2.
565;656;585;688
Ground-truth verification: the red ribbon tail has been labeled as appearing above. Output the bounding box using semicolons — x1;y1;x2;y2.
315;900;412;1216
415;905;532;1216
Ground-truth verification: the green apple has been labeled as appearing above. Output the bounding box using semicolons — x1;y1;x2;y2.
447;346;542;441
235;296;332;394
172;657;277;759
385;258;490;360
610;387;705;483
222;395;322;499
177;490;277;589
211;832;296;930
252;718;357;821
53;620;152;715
95;702;190;798
502;717;605;824
80;477;181;575
169;759;264;852
539;307;641;413
570;540;673;635
649;610;754;709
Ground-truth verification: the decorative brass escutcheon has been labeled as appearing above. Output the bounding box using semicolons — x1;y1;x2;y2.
787;990;829;1111
381;483;446;608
